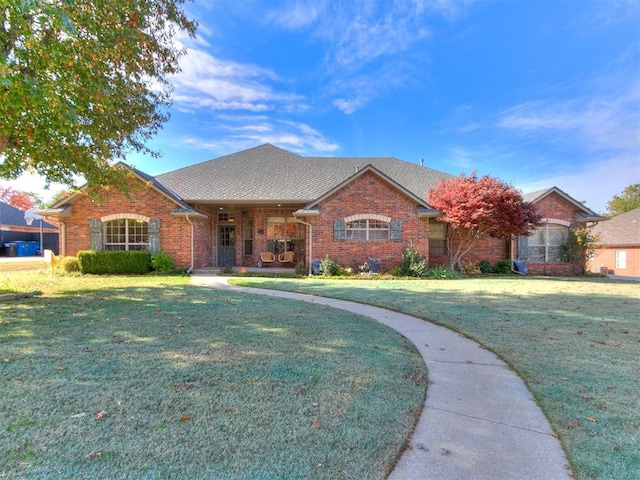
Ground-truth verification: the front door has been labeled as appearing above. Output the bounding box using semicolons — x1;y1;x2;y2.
218;226;235;267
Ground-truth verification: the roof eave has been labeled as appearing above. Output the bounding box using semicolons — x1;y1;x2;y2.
293;209;320;217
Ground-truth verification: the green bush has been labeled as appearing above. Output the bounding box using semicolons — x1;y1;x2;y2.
478;260;494;273
295;261;307;275
78;250;152;275
399;240;427;277
493;259;512;274
427;265;462;279
319;255;340;276
59;256;81;274
151;252;175;273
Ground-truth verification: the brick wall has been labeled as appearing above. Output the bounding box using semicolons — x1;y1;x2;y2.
590;246;640;277
59;179;208;269
301;171;429;272
514;192;583;276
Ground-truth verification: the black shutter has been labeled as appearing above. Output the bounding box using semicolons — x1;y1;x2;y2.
334;219;346;241
390;219;403;242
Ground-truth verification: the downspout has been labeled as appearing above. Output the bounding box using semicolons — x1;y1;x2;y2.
185;214;195;274
295;219;313;277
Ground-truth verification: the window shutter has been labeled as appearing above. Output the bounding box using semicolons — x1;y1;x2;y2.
148;219;161;253
518;236;529;261
390;219;403;242
90;218;103;251
333;219;346;241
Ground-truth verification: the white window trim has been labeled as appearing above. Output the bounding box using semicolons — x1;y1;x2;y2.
345;216;390;242
103;216;150;251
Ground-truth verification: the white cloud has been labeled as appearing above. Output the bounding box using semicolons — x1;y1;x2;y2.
176;115;339;156
170;45;303;113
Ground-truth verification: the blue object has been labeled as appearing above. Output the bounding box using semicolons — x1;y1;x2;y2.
367;257;381;274
311;260;321;275
513;260;528;274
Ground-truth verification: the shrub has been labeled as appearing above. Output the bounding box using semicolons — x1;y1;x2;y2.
151;252;175;273
461;261;481;275
478;260;494;274
295;261;307;276
59;256;81;274
78;250;152;274
319;255;340;276
427;265;462;279
493;259;512;274
399;240;427;277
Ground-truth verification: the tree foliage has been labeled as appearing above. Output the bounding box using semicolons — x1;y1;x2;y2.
560;227;600;275
605;184;640;217
0;185;34;211
428;172;541;271
0;0;196;189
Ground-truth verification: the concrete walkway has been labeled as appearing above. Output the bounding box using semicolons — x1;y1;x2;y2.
191;275;573;480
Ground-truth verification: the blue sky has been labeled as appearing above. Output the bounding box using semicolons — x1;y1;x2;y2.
6;0;640;212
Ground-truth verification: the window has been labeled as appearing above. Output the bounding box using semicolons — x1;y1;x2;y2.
345;218;389;241
429;222;447;256
243;218;253;256
266;217;305;255
104;218;149;250
526;224;568;263
615;250;627;269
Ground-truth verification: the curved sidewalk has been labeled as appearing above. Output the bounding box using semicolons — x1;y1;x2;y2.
192;275;573;480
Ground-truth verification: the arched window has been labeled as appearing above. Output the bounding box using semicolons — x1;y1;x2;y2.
104;218;149;251
346;218;390;241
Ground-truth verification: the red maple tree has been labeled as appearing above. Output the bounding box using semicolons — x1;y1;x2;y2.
0;186;34;211
428;172;541;271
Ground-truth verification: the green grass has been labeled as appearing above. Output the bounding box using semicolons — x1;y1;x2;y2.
230;275;640;480
0;273;426;479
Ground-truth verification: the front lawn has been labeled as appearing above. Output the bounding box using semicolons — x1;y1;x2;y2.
231;275;640;480
0;273;426;479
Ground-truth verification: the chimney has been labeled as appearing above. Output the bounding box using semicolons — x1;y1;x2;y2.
420;158;424;167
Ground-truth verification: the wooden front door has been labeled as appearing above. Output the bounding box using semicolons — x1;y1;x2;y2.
218;225;235;267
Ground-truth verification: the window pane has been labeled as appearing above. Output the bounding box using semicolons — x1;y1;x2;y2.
267;217;285;238
528;227;546;246
429;239;446;256
547;226;567;246
430;222;446;239
369;229;389;241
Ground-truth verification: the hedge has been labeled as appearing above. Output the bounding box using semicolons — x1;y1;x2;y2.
77;250;152;274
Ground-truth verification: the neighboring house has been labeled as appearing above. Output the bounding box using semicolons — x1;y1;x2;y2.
0;201;59;255
588;208;640;277
38;144;604;274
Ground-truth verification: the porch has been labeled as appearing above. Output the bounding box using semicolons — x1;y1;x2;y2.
192;266;297;276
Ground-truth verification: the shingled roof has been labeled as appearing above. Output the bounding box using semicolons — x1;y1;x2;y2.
591;208;640;246
155;144;454;204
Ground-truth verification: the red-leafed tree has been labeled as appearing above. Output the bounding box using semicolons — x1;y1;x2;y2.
0;186;34;211
428;172;541;271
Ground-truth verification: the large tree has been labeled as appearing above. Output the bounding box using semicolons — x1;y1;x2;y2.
428;172;541;271
0;185;34;211
1;0;196;189
605;184;640;217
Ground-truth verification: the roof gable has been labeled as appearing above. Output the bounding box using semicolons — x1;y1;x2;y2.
301;164;436;212
523;186;605;221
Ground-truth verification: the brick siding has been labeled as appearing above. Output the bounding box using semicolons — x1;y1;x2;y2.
59;178;208;269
